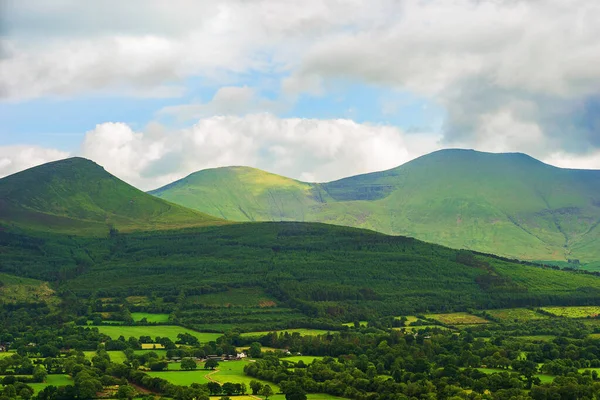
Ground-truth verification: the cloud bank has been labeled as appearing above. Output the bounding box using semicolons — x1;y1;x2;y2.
2;0;600;183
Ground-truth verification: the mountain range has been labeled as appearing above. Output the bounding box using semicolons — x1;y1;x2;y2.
2;149;599;267
1;152;600;317
151;149;600;266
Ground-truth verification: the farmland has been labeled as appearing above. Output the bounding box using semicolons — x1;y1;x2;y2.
147;369;212;386
28;375;73;393
425;312;490;325
131;312;170;323
485;308;548;322
96;325;222;342
240;329;334;338
540;306;600;318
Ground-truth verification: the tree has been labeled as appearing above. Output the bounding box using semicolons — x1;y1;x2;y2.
222;382;236;396
282;382;306;400
205;359;219;370
181;358;197;370
250;380;263;395
260;384;274;400
249;342;262;358
32;365;47;383
116;385;136;400
207;382;221;395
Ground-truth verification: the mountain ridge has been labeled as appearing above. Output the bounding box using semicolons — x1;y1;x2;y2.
151;149;600;265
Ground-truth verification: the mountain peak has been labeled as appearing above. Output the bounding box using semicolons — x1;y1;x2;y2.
0;157;223;234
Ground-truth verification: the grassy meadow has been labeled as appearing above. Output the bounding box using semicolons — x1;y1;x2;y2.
540;306;600;318
131;312;170;322
425;312;490;325
240;329;334;338
96;325;222;342
28;375;73;393
485;308;548;322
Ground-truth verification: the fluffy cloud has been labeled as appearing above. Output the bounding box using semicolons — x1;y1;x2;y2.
3;114;600;191
0;145;69;178
2;0;600;165
77;114;442;190
0;0;382;100
284;0;600;156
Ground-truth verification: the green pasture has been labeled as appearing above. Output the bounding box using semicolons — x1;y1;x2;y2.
473;367;554;383
146;370;211;386
0;351;17;359
28;374;73;393
425;312;489;325
134;349;168;357
342;321;368;327
282;356;324;364
96;325;222;342
395;325;453;332
131;312;170;323
485;308;548;322
240;329;333;338
210;360;281;392
236;346;282;353
516;335;556;342
540;306;600;318
396;316;420;324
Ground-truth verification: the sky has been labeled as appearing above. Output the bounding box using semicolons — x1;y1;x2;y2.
1;0;600;190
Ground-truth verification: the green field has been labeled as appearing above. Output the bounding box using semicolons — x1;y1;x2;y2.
96;325;222;342
394;325;453;332
539;306;600;318
474;368;554;383
0;351;17;359
28;375;73;393
517;335;556;342
147;370;211;386
210;360;280;392
485;308;548;322
342;321;368;327
240;329;334;338
131;312;170;323
425;312;489;325
283;356;325;364
134;349;168;357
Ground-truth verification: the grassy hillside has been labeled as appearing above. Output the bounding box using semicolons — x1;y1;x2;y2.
150;166;326;221
0;157;226;235
152;149;600;265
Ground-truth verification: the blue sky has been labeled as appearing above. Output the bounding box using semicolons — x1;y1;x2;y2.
1;0;599;188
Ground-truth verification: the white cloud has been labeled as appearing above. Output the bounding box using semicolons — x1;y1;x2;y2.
2;115;599;192
0;145;69;177
2;0;600;165
75;114;442;190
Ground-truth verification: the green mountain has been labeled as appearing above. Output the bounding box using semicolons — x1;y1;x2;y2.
151;149;600;265
1;156;600;320
0;157;225;234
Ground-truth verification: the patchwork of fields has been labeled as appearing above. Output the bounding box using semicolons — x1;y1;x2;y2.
6;306;599;396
